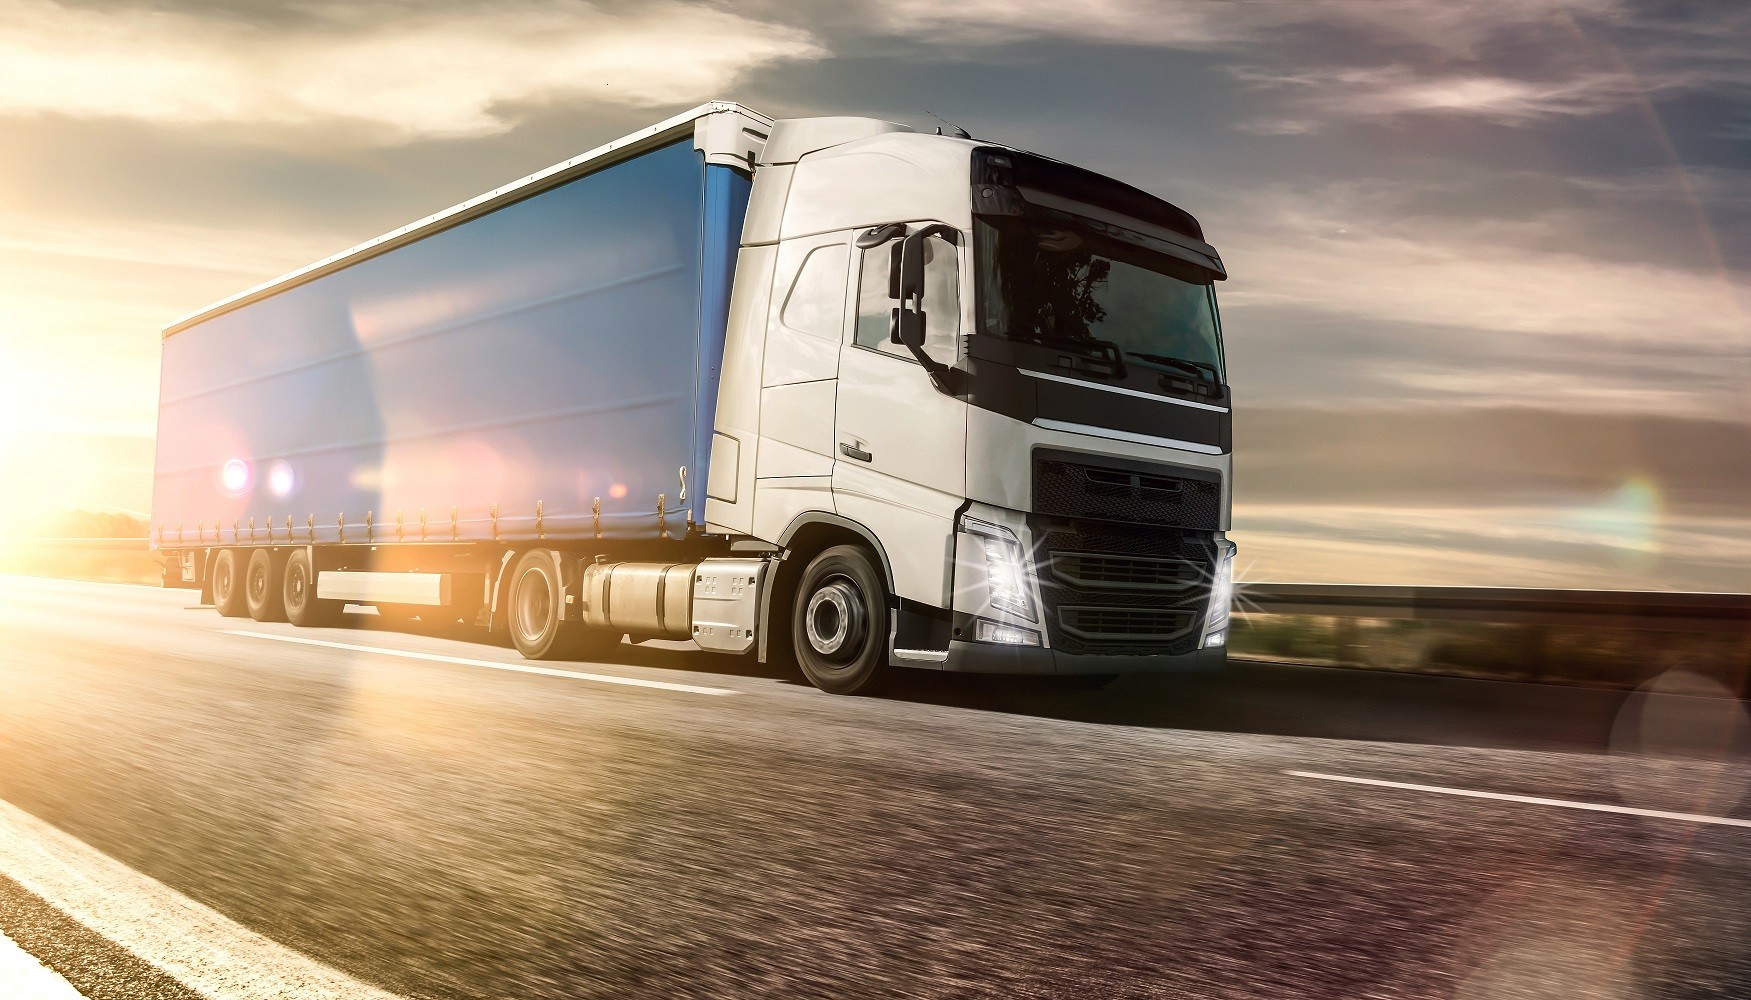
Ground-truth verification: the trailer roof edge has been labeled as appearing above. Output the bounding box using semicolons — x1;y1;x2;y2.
162;101;774;339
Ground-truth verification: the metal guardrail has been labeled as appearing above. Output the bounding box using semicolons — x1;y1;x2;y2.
1240;584;1750;635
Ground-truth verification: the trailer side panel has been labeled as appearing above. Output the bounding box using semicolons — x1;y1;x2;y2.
153;138;746;545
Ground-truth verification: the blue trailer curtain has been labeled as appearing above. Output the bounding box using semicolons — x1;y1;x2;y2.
153;137;740;545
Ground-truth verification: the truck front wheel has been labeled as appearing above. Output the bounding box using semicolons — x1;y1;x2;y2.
212;549;247;618
792;545;891;695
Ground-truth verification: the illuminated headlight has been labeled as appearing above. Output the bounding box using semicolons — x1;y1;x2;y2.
974;619;1042;646
1202;540;1236;649
961;517;1036;621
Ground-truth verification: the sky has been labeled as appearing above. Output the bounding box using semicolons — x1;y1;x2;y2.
0;0;1745;590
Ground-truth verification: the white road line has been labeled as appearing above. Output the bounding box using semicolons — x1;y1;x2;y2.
1287;770;1751;828
0;575;164;593
0;929;86;1000
222;630;739;697
0;798;403;1000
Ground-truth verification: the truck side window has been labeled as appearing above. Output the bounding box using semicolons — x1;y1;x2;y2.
855;234;959;365
781;244;850;339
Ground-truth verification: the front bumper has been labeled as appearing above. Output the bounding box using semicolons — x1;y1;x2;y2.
939;639;1226;675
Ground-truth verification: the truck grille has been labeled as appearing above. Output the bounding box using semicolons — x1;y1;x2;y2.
1034;456;1220;530
1030;517;1216;657
1058;606;1198;642
1049;552;1202;592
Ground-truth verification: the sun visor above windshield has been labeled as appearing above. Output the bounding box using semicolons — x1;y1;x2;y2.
1017;188;1225;278
971;147;1225;279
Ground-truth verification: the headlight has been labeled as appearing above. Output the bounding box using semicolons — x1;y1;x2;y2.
1202;540;1235;648
961;517;1035;621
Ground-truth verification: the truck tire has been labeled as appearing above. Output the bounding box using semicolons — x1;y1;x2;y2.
211;549;247;618
792;544;891;695
506;551;619;661
244;549;287;622
282;549;342;627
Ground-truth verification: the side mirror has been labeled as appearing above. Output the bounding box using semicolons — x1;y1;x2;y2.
892;228;930;348
878;223;962;397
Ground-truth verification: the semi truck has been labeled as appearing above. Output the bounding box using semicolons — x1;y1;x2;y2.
151;102;1236;695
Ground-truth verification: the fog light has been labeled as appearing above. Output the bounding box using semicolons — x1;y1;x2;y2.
1203;629;1226;648
974;619;1041;646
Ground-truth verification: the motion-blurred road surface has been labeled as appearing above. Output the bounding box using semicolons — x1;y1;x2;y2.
1;576;1747;999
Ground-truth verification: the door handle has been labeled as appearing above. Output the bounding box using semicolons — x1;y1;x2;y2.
839;442;873;462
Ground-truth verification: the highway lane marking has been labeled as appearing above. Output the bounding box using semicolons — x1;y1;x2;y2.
223;629;740;697
0;575;165;592
0;798;404;1000
1287;770;1751;828
0;929;85;1000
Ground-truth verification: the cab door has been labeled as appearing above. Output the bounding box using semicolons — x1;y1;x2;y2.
751;234;854;540
832;227;968;608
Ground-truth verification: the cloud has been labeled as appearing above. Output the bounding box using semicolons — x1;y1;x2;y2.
0;211;339;279
858;0;1706;138
1302;0;1627;56
866;0;1624;54
1378;366;1717;417
1210;182;1751;418
1222;183;1748;344
1234;65;1660;131
1220;1;1751;134
0;0;824;142
869;0;1239;48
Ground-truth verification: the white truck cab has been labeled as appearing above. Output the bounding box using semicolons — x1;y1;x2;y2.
707;116;1235;687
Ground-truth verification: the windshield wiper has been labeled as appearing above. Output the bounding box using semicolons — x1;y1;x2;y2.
1126;352;1219;383
1023;334;1128;376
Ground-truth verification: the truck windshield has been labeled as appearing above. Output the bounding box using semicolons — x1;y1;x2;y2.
974;217;1224;381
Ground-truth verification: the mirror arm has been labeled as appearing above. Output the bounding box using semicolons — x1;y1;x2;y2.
905;345;963;396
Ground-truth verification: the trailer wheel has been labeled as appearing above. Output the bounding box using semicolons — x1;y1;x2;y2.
283;549;341;627
244;549;287;622
212;549;248;618
506;552;620;661
791;544;891;695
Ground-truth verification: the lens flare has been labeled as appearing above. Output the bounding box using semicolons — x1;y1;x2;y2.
1567;475;1662;568
219;458;251;497
267;461;295;498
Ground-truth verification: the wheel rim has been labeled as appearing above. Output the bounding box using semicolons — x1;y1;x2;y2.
248;562;267;604
286;564;307;610
805;576;865;662
514;568;551;643
214;561;233;602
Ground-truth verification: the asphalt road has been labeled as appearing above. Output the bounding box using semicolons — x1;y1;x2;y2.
1;575;1748;999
